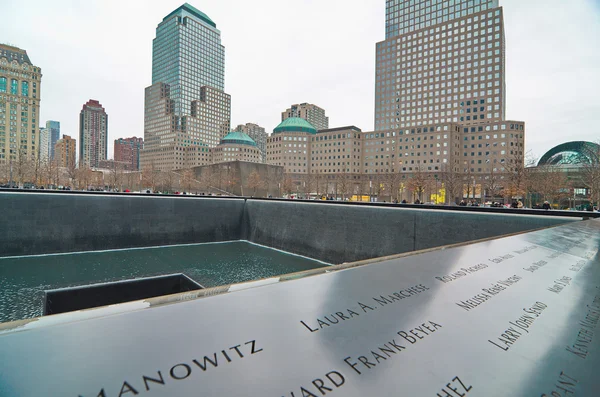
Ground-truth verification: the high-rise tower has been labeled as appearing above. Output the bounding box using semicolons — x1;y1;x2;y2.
372;0;524;195
375;0;506;131
79;100;108;168
142;3;231;171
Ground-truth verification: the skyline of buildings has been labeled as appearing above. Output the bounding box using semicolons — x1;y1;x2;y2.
0;0;558;190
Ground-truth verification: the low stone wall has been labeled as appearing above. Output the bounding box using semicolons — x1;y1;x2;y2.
245;200;578;263
0;192;579;262
0;193;245;257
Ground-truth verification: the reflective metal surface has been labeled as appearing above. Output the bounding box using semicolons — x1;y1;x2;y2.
0;220;599;396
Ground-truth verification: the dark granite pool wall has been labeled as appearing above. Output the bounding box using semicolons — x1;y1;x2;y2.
0;193;245;257
0;192;579;261
244;200;579;263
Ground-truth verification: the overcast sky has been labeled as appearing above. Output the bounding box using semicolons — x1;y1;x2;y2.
1;0;599;160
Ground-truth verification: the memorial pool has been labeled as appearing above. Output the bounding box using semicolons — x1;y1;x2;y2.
0;241;328;323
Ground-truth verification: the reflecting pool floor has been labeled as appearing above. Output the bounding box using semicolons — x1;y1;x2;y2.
0;241;328;324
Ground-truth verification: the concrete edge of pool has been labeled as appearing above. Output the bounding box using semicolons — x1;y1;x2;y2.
0;221;580;335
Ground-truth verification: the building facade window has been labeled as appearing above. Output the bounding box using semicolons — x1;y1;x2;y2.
11;79;18;95
0;77;6;93
21;81;29;97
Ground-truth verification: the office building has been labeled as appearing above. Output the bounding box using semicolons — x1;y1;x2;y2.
141;3;231;171
282;103;329;131
114;137;144;171
266;118;314;175
235;123;267;163
369;0;524;196
55;134;76;168
79;100;108;168
0;44;42;164
46;120;60;159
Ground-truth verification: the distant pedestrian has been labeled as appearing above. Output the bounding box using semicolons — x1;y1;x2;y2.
542;201;551;210
401;199;407;204
459;199;467;206
517;200;524;209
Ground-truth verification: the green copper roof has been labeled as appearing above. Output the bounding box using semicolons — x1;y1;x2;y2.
163;3;216;28
220;131;257;147
273;117;317;134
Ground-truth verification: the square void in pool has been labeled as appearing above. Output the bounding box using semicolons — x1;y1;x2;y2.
0;241;328;324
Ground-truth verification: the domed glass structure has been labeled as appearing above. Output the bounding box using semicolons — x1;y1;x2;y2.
220;131;257;147
273;117;317;134
538;141;600;166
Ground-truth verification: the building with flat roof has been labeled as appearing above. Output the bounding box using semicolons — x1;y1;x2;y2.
369;0;525;201
282;103;329;131
0;44;42;165
55;134;76;168
114;137;143;171
79;100;108;168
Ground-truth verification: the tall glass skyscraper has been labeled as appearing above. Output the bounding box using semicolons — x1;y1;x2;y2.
142;3;231;171
152;3;225;117
46;120;60;160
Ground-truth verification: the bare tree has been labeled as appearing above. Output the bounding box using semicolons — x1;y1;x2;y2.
198;168;214;193
315;170;325;197
66;161;78;189
108;161;125;191
282;174;294;196
336;171;353;200
141;162;160;192
483;167;504;204
180;168;197;193
14;146;32;187
407;167;430;202
224;165;241;195
78;165;93;190
533;165;570;207
302;173;316;199
247;170;264;197
441;163;462;205
160;170;178;193
505;148;527;201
